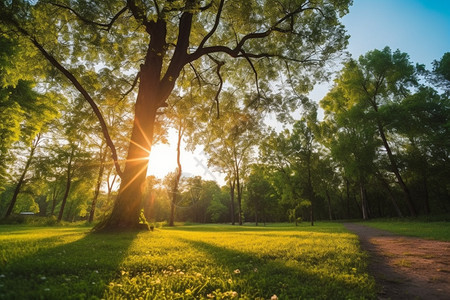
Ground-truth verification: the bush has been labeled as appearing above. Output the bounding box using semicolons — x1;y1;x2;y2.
0;214;27;224
0;215;62;226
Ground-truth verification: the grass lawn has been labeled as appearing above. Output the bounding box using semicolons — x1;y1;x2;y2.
0;223;375;299
361;220;450;241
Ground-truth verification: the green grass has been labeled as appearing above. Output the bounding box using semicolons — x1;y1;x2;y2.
361;220;450;241
0;223;375;299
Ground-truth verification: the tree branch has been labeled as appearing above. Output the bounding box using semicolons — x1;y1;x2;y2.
127;0;153;32
207;55;224;118
121;71;141;100
189;3;323;64
159;7;194;104
241;50;261;98
9;21;124;178
198;0;224;50
189;62;203;87
200;1;214;11
152;0;160;16
48;2;127;31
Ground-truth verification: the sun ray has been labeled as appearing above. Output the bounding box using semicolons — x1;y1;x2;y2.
122;157;151;163
119;162;150;192
134;118;153;153
128;138;151;156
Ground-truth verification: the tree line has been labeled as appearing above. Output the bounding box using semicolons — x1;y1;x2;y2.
1;44;448;224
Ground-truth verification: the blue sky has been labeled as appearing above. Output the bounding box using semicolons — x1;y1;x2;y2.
342;0;450;66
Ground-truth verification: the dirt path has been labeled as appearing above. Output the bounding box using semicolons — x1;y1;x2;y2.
344;223;450;300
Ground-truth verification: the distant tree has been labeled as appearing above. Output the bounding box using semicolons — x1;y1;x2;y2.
4;134;42;217
182;176;204;223
260;129;299;220
245;165;275;225
43;100;95;221
207;185;229;223
143;175;170;222
88;140;108;223
289;112;322;225
0;35;60;217
202;96;262;225
198;180;222;223
323;47;419;217
260;109;323;225
163;171;182;224
385;85;450;214
320;86;380;219
164;91;198;226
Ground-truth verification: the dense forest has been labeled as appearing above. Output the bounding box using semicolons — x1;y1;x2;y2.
0;1;449;227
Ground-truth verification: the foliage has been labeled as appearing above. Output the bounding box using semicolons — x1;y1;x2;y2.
431;52;450;95
319;47;450;218
245;164;277;225
0;223;375;299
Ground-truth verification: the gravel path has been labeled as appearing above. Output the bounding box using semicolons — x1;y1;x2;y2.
344;223;450;300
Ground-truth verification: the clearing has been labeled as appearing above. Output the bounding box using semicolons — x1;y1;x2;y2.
0;223;374;299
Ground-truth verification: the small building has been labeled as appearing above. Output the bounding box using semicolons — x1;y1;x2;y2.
19;212;35;215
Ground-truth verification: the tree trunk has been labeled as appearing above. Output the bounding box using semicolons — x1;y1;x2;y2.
255;200;258;226
360;182;369;220
423;176;430;214
102;111;155;229
376;171;403;218
169;194;176;226
58;147;75;222
4;135;39;217
229;179;235;225
307;159;314;226
234;162;243;225
96;66;160;230
170;123;184;226
89;145;107;223
375;119;417;217
326;189;333;221
106;169;117;204
345;178;351;219
236;178;243;226
353;193;363;218
94;15;185;230
50;184;60;216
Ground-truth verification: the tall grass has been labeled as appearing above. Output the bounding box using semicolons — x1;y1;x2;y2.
0;223;375;299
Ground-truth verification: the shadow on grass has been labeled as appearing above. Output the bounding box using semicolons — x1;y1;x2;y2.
164;222;348;233
0;228;138;299
179;237;375;299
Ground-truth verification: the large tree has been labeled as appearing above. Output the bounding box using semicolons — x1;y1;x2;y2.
323;47;419;217
1;0;351;230
320;90;379;219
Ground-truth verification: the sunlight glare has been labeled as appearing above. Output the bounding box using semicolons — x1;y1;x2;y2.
147;144;178;179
